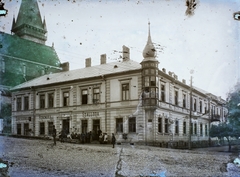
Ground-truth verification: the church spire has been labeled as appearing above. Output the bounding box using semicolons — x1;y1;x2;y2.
11;0;47;44
142;21;156;59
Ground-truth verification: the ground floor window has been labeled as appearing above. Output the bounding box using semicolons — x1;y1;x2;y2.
175;120;179;134
48;122;53;135
129;117;136;132
194;123;197;135
17;124;21;135
200;123;203;136
40;122;45;135
205;124;208;136
183;121;186;134
116;118;123;133
164;118;168;133
158;117;162;133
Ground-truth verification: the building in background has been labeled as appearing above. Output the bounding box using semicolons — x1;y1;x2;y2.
0;0;68;133
10;23;227;148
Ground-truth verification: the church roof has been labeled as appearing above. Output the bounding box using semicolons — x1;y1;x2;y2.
0;32;61;67
11;60;141;90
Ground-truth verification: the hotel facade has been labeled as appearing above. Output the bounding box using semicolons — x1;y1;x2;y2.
11;26;227;147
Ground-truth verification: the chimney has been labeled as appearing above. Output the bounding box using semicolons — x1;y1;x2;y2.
122;45;130;61
182;79;186;84
85;58;91;67
100;54;106;64
61;62;69;72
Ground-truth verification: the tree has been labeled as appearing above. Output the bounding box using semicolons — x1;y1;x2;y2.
210;82;240;151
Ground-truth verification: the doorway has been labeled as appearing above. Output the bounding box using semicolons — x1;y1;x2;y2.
92;119;100;140
24;123;29;135
81;120;88;133
62;119;70;134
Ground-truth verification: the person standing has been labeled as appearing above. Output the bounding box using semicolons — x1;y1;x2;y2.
53;125;57;145
112;133;116;148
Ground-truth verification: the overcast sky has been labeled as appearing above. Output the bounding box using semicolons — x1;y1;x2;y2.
1;0;240;99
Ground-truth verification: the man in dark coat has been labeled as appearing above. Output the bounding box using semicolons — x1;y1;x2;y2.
53;125;57;145
112;133;116;148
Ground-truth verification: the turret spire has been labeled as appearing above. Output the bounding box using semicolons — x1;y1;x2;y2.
142;21;156;59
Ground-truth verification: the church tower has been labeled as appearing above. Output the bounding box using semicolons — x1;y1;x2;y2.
11;0;47;44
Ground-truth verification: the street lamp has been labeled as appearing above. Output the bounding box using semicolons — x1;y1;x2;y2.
188;70;193;150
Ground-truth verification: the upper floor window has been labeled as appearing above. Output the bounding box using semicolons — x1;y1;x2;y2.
193;98;197;111
82;89;88;104
17;97;22;111
122;83;129;101
116;118;123;133
161;84;165;102
24;96;29;110
129;117;136;132
174;90;178;106
200;101;203;113
150;76;156;86
93;88;100;104
63;92;69;106
158;117;162;133
183;94;186;108
48;93;54;108
40;94;45;109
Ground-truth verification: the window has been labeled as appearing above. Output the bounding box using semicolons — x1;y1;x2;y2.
193;98;197;111
17;97;22;111
158;118;162;133
122;83;129;101
199;101;202;113
145;77;149;87
1;59;5;73
205;124;208;136
116;118;123;133
48;93;54;108
48;122;53;135
40;122;45;135
63;92;69;106
183;121;186;134
200;123;203;136
175;90;178;106
183;94;186;108
129;117;136;132
175;120;179;134
164;118;168;133
82;89;88;104
161;85;165;102
191;123;193;135
24;97;29;110
40;94;45;109
194;123;197;135
93;88;100;104
150;76;156;86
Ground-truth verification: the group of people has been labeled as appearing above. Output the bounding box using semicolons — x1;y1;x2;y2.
52;126;116;148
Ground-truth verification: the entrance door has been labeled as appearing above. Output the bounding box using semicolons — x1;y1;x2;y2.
24;123;29;135
92;119;100;140
62;119;70;134
81;120;88;133
17;124;21;135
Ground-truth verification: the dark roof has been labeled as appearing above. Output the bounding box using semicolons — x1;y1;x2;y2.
0;32;61;67
11;60;141;90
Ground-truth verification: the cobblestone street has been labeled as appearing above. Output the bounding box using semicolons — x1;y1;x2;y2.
0;136;239;177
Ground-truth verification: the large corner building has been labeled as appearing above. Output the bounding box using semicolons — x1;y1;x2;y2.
10;19;227;147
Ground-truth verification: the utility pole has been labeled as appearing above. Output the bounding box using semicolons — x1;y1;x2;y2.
188;75;193;150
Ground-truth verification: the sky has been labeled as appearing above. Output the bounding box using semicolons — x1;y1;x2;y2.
1;0;240;99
